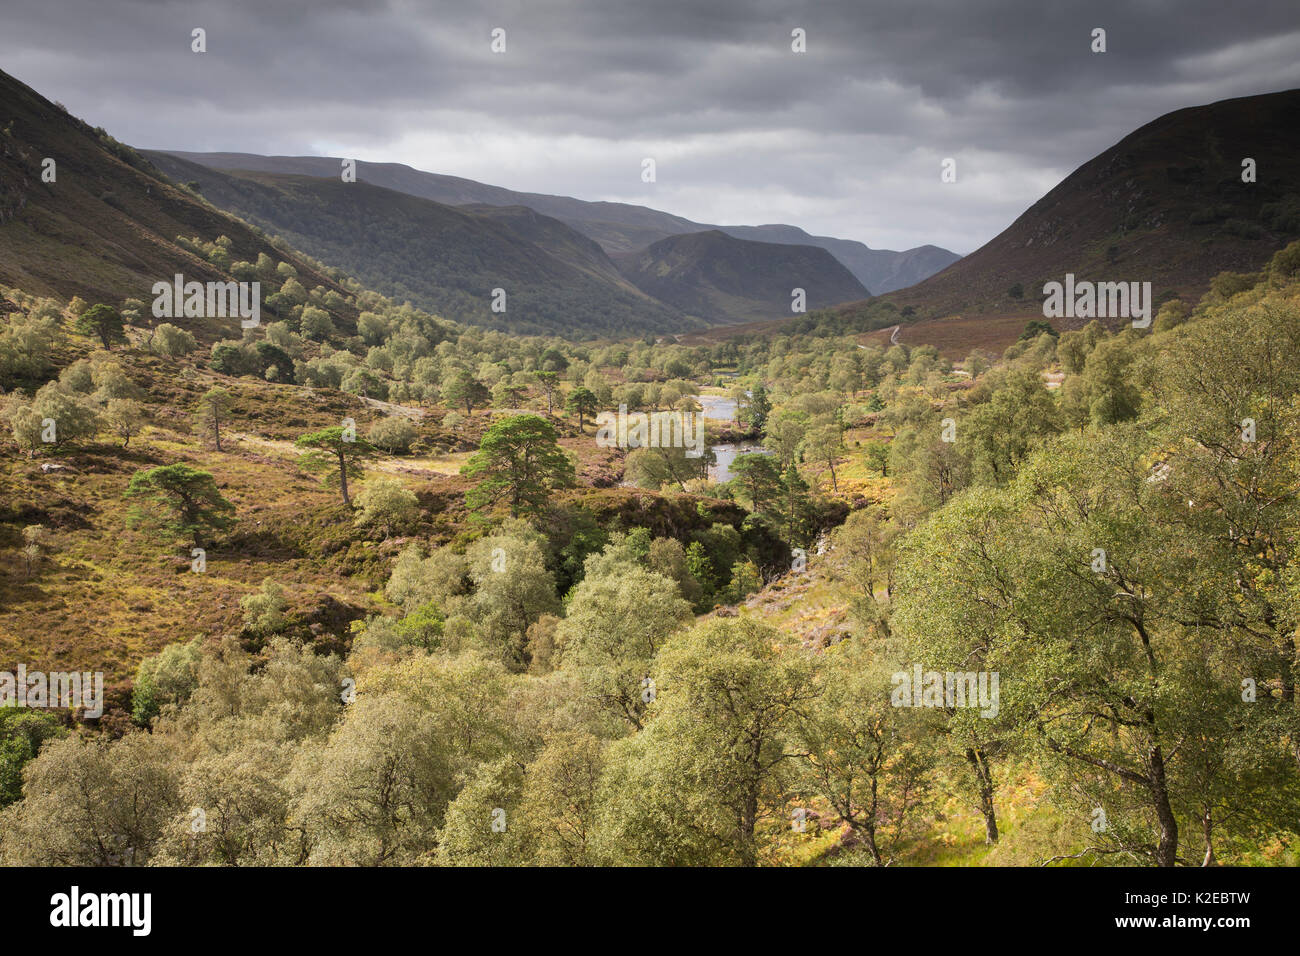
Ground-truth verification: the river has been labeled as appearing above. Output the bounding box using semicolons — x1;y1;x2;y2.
698;392;770;483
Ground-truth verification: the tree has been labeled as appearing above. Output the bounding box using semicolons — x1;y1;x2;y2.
535;371;560;416
195;387;233;452
804;422;846;491
131;638;202;725
0;731;181;865
444;370;490;415
746;383;772;433
0;706;65;807
462;414;574;517
73;303;126;350
646;536;703;606
298;306;334;340
465;524;560;670
763;410;806;468
150;323;197;357
341;367;385;400
354;477;418;537
832;506;899;640
295;427;378;506
517;732;606;865
0;309;63;380
797;637;936;864
1018;318;1056;339
963;366;1062;486
864;440;889;477
556;566;693;729
367;417;417;455
1079;335;1142;426
566;386;599;432
492;379;528;408
895;421;1298;866
240;580;289;637
7;384;99;455
103;398;144;447
125;464;236;547
624;445;712;492
728;452;782;513
20;525;51;579
780;463;813;546
597;618;817;865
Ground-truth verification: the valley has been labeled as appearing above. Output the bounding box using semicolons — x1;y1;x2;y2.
2;52;1299;876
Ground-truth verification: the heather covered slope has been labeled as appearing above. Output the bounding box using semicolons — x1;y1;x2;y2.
0;68;356;341
142;152;692;337
881;89;1300;319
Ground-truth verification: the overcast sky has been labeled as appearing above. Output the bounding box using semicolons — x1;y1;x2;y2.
4;0;1299;254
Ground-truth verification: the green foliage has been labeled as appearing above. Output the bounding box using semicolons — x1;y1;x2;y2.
443;370;490;414
72;303;126;349
132;638;203;725
124;464;236;547
565;386;599;431
597;618;815;865
366;416;418;455
556;566;692;729
354;478;418;538
1018;318;1055;339
241;580;290;638
0;706;65;806
462;414;574;517
295;426;378;505
150;322;198;357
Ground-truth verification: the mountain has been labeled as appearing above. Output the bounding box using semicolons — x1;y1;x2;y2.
716;223;959;294
0;68;356;340
612;229;869;324
143;153;687;337
144;152;877;333
882;89;1300;320
153;150;959;290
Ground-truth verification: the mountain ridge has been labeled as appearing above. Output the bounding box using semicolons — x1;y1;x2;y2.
877;88;1300;321
150;149;959;292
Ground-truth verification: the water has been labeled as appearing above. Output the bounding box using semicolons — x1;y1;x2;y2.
614;391;771;485
697;393;738;421
710;442;769;483
697;392;770;482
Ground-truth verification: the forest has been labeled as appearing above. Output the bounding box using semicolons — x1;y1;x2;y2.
3;220;1298;867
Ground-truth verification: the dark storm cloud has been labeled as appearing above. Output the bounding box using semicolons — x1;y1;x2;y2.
3;0;1298;252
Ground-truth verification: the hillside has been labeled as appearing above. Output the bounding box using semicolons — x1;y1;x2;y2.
881;88;1300;321
142;153;687;337
718;224;960;293
0;68;356;341
613;229;871;324
153;150;960;290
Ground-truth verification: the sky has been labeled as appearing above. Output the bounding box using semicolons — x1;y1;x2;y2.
3;0;1299;255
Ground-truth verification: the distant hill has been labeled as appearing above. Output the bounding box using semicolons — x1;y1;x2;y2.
0;68;356;341
883;89;1300;320
715;224;959;293
143;153;688;337
612;229;870;324
154;150;960;291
